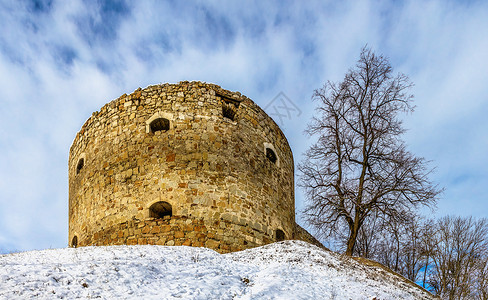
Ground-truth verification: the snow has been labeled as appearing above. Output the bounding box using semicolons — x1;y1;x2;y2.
0;240;434;299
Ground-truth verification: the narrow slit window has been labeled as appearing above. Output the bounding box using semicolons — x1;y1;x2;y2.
275;229;285;241
150;118;170;133
71;235;78;248
76;158;84;174
266;148;277;164
149;201;172;219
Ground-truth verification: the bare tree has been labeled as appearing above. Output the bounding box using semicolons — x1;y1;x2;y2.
400;216;428;282
419;218;436;289
299;46;441;256
474;256;488;300
427;216;488;299
351;211;383;259
365;212;426;282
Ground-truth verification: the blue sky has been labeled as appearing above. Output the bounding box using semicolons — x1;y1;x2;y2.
0;0;487;253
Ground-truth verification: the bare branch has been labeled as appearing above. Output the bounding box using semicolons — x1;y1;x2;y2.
299;46;442;256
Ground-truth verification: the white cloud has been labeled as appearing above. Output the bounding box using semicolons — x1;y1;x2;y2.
0;0;487;252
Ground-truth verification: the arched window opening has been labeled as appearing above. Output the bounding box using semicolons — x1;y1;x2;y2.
150;118;170;133
71;235;78;248
149;201;172;219
76;158;84;174
222;103;237;121
275;229;285;241
266;148;277;164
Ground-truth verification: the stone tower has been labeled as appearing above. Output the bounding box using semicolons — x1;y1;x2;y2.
69;81;320;253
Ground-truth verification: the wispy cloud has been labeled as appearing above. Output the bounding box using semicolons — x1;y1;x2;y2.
0;0;487;252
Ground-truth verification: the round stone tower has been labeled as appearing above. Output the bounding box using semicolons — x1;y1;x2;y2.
69;81;318;253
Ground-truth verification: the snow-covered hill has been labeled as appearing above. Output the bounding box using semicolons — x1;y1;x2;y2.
0;240;434;299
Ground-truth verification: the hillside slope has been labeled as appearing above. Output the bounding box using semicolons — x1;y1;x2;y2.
0;240;435;299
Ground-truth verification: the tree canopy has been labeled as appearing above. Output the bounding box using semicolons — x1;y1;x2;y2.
299;47;442;256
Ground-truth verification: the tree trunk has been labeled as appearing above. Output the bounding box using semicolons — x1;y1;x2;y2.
422;256;429;288
346;223;359;256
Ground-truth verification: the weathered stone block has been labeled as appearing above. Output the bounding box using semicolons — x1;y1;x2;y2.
205;239;220;249
150;226;160;234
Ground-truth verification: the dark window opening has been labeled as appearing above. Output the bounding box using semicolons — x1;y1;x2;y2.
150;118;170;133
72;235;78;248
149;201;172;218
222;103;237;121
266;148;277;164
76;158;84;174
276;229;285;241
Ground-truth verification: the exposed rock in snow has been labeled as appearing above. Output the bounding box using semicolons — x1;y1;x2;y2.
0;240;435;299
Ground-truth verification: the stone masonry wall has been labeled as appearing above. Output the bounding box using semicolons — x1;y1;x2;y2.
84;216;273;253
69;81;318;253
293;223;328;250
